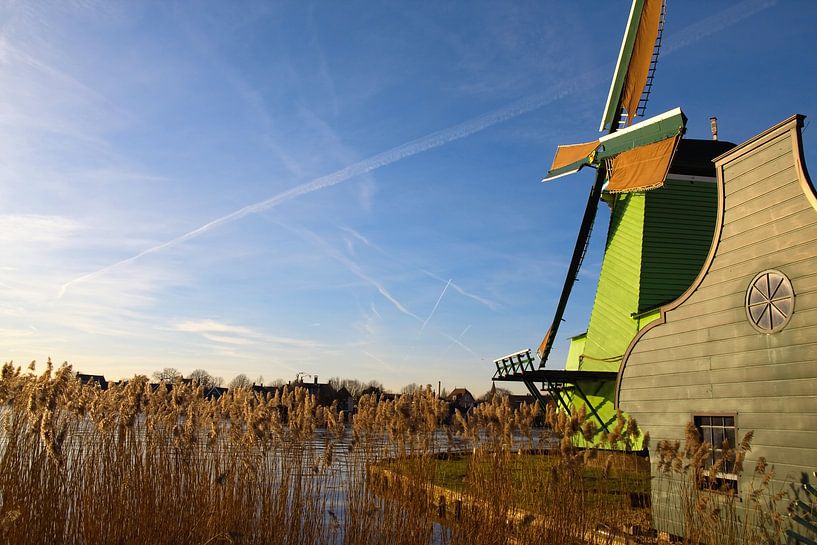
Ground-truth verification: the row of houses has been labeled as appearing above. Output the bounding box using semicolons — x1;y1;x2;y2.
76;373;352;406
75;373;536;416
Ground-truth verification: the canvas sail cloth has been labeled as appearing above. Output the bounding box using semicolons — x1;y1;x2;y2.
547;141;600;180
536;326;552;361
606;132;679;193
620;0;663;124
543;107;685;190
599;0;665;131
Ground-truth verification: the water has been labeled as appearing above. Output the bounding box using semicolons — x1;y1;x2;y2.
0;409;555;544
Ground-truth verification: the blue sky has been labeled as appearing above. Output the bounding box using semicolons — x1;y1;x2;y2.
2;0;816;394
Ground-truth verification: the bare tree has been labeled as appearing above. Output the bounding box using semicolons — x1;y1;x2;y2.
367;380;385;391
479;385;512;402
228;373;251;390
152;367;182;382
400;382;422;395
328;377;386;397
188;369;215;388
270;378;285;387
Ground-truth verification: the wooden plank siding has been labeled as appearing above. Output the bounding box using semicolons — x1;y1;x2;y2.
582;192;644;369
640;179;717;311
616;115;817;536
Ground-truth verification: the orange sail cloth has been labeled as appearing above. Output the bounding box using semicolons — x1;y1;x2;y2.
536;327;552;361
607;133;679;193
549;140;599;172
621;0;663;124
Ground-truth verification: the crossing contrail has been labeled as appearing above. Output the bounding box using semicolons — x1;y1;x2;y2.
276;220;424;323
421;279;451;333
57;0;776;299
341;225;499;311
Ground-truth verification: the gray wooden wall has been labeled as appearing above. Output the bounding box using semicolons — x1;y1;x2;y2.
617;115;817;536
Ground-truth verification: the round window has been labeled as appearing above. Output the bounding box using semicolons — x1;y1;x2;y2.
745;269;795;334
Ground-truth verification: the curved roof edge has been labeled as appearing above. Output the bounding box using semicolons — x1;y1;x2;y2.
613;113;812;407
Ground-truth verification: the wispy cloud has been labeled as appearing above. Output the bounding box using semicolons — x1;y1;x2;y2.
173;319;320;349
57;0;777;298
0;214;82;242
57;67;605;298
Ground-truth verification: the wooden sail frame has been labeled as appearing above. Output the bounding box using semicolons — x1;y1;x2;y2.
599;0;666;132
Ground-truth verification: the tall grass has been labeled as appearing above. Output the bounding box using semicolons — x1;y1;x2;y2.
654;423;792;544
0;360;798;544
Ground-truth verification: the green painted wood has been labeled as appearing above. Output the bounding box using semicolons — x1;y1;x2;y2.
639;179;718;311
597;108;685;159
565;333;587;371
545;108;686;181
581;192;645;370
543;155;595;181
566;380;646;450
635;307;661;329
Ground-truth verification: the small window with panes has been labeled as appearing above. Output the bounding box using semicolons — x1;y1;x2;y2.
694;415;738;491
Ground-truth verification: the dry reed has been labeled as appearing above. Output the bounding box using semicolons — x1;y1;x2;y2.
0;360;801;544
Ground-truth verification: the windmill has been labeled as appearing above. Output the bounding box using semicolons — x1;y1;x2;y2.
492;0;733;439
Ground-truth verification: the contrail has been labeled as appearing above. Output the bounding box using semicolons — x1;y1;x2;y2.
440;330;480;359
282;221;480;356
342;225;499;311
276;221;423;323
419;267;498;311
58;72;599;298
440;323;474;357
661;0;777;56
421;278;451;332
57;0;776;298
362;350;397;372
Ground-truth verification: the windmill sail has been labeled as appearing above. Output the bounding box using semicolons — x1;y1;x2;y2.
606;133;679;192
599;0;666;131
546;140;600;180
543;107;686;184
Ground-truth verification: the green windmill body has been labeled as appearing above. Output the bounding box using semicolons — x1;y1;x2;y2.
556;138;734;445
492;0;736;447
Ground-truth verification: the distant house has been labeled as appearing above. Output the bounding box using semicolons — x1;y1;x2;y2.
506;394;535;411
359;385;380;396
447;388;475;412
358;386;398;403
251;384;279;398
290;376;337;406
204;385;228;399
76;373;108;390
335;386;355;413
359;386;384;401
